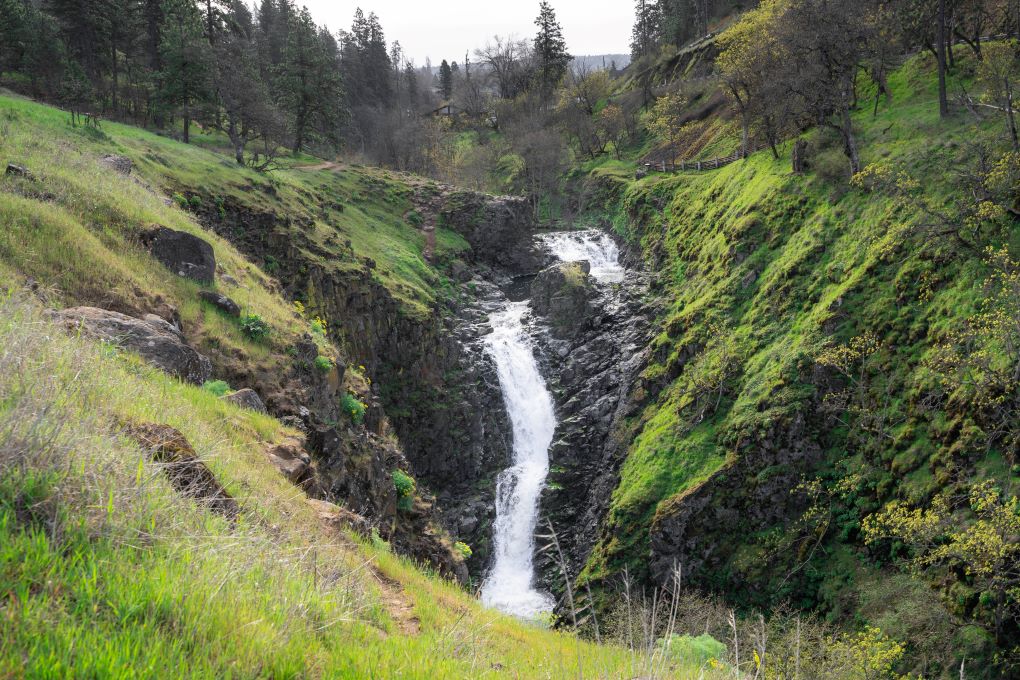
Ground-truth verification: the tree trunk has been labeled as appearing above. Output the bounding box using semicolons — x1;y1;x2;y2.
183;99;191;144
937;0;949;118
792;139;808;174
1006;77;1019;151
840;108;861;175
110;38;119;115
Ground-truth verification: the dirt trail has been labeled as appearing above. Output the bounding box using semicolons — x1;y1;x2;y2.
293;161;343;172
307;499;421;636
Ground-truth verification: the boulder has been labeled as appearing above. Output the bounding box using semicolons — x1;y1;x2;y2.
5;163;30;178
530;261;594;339
267;438;311;483
126;423;238;517
198;290;241;317
51;307;212;384
142;226;216;284
222;388;266;413
99;154;133;175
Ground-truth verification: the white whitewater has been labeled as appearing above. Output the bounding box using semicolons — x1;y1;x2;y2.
540;230;626;284
481;231;623;619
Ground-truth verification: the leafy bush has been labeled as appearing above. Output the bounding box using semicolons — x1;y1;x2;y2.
202;380;231;397
188;195;202;208
341;393;366;424
659;634;726;666
172;192;189;209
314;356;333;374
239;313;271;342
453;541;472;560
406;210;423;226
392;469;415;511
310;316;328;337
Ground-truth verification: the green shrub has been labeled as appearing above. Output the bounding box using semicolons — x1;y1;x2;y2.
172;192;188;209
188;195;202;208
392;470;415;511
341;393;366;425
453;541;472;560
202;380;231;397
314;356;333;374
659;634;727;666
263;255;280;274
310;316;328;337
239;313;271;342
406;210;423;226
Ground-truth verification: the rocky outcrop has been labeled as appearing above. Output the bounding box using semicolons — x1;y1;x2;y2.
126;423;238;517
142;226;216;284
99;154;133;175
51;306;212;384
529;265;657;592
530;261;594;340
267;437;312;484
648;413;822;594
438;191;544;273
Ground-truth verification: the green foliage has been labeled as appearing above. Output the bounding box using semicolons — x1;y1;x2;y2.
239;313;271;342
453;541;472;561
202;380;231;397
392;470;415;512
341;393;366;425
659;634;726;667
314;356;333;374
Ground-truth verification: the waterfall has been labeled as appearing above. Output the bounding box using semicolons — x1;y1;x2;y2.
539;230;625;284
481;231;623;619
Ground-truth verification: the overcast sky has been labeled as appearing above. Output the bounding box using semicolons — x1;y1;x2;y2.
298;1;634;65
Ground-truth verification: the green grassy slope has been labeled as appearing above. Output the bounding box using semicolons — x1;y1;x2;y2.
577;49;1017;660
0;93;719;678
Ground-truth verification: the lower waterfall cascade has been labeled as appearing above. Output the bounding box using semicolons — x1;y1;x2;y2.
480;230;625;618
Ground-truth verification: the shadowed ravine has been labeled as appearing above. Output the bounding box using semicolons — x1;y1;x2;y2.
481;231;626;619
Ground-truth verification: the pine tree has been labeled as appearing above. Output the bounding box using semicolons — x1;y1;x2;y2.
630;0;658;60
438;59;453;100
533;1;570;93
158;0;209;143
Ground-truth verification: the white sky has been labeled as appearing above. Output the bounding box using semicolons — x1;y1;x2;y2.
298;1;634;65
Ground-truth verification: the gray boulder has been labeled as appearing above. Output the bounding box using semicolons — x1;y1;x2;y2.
51;307;212;384
142;226;216;284
267;438;311;483
222;388;267;413
198;290;241;317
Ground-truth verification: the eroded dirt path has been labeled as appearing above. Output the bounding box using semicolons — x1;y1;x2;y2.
307;499;421;636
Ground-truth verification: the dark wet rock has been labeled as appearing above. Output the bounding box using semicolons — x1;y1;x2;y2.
51;306;212;384
126;423;238;517
530;261;594;340
199;290;241;317
531;262;657;594
142;226;216;284
222;388;266;413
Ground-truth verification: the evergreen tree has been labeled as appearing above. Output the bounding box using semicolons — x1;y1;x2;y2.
157;0;209;143
631;0;659;60
278;7;345;152
533;1;570;93
438;59;453;100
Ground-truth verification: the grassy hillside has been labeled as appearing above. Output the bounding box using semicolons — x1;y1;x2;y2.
574;48;1020;670
0;92;724;677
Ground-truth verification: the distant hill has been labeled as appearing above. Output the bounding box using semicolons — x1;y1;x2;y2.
572;54;632;71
